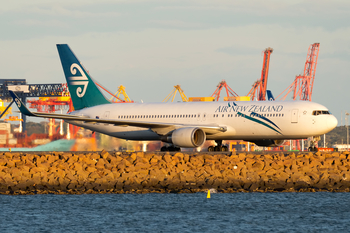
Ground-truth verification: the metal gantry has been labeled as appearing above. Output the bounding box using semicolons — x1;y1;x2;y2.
276;43;320;101
247;47;273;101
163;85;189;102
211;80;239;101
0;79;68;130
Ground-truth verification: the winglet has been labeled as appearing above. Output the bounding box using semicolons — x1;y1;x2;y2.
9;91;36;116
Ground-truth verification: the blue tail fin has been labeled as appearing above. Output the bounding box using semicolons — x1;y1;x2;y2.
266;90;275;101
56;44;110;110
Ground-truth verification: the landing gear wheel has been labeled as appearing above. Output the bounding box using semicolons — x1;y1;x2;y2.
209;140;229;152
221;146;228;152
308;146;318;152
161;145;181;152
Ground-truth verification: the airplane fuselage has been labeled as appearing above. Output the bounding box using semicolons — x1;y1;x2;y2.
67;100;337;142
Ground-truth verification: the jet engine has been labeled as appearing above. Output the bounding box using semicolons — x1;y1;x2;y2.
250;139;285;147
162;127;206;148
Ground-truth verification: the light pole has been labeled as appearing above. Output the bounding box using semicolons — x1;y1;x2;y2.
346;112;349;151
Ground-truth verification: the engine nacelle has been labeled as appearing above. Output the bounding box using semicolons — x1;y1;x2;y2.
250;139;285;147
163;127;206;148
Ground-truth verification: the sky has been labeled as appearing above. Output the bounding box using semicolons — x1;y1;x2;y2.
1;0;350;125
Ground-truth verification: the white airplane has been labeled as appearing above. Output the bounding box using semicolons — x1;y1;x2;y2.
9;44;338;152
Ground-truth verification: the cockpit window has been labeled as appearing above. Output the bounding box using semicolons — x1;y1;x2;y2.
312;110;330;116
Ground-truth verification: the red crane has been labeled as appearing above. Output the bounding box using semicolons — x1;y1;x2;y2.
211;80;239;101
247;47;273;101
276;43;320;151
276;43;320;101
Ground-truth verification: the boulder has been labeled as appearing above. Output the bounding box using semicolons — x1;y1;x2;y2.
95;159;106;170
90;153;101;160
0;158;7;166
163;154;173;164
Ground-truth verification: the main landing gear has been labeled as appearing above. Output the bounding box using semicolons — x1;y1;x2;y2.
308;147;318;152
161;145;181;152
208;140;228;152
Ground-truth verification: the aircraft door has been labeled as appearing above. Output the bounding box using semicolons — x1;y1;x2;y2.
202;113;207;122
291;109;298;123
103;111;110;119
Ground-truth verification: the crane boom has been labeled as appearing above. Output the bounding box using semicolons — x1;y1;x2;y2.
211;80;238;101
163;85;188;102
247;47;273;101
276;43;320;101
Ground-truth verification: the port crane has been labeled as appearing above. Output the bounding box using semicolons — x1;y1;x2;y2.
275;43;320;151
211;80;239;101
247;47;273;101
276;43;320;101
163;85;189;102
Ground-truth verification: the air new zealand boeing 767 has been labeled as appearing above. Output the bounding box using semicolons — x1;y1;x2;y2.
10;44;338;151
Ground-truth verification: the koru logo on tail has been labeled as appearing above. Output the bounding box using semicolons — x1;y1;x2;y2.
68;63;89;98
15;98;21;108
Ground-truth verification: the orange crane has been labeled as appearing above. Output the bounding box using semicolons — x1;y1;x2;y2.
276;43;320;101
163;85;189;102
275;43;320;151
247;47;273;101
95;82;134;103
211;80;239;101
27;96;71;138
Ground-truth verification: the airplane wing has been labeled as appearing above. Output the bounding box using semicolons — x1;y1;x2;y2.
9;91;226;134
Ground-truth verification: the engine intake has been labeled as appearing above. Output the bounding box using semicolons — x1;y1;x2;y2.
163;127;206;148
250;139;285;147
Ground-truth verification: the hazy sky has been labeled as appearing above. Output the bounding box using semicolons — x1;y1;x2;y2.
1;0;349;125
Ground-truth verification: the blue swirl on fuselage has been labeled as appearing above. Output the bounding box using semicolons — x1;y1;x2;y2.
250;112;281;130
226;101;282;134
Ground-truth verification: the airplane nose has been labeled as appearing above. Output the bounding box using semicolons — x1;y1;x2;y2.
327;115;338;130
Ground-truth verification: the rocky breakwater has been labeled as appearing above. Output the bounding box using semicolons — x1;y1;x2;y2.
0;150;350;195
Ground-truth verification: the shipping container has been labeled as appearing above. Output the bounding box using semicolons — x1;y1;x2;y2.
33;139;51;145
188;97;215;102
8;138;17;145
224;96;251;101
0;123;11;130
